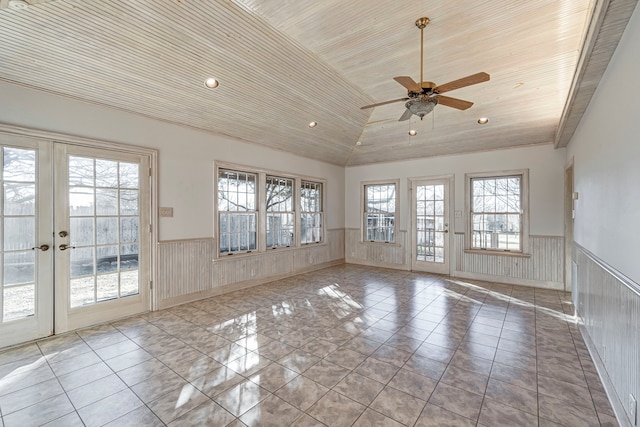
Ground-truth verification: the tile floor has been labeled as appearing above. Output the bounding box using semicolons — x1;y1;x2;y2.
0;265;618;426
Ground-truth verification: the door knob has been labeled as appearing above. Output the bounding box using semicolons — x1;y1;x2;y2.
58;231;68;237
59;244;76;251
444;230;449;233
32;244;50;251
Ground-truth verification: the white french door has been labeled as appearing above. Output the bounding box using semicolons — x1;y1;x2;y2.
411;177;452;275
0;134;53;347
54;144;150;332
0;135;151;348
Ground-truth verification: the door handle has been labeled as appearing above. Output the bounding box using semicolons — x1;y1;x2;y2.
59;244;76;251
444;230;449;233
58;231;68;237
32;244;50;251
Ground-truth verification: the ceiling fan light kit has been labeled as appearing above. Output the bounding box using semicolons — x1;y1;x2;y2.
361;16;490;122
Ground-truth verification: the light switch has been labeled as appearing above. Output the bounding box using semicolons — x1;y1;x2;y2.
159;207;173;217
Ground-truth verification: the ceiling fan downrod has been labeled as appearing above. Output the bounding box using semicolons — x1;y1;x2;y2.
415;17;430;88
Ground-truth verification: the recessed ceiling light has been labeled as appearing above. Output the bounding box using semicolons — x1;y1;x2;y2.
408;130;417;136
204;78;219;88
8;0;29;10
477;117;489;124
308;121;318;128
356;141;362;146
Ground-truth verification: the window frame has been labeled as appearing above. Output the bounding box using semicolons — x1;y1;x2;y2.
214;162;326;258
300;180;324;245
464;169;529;255
216;168;259;255
361;179;399;244
265;174;295;249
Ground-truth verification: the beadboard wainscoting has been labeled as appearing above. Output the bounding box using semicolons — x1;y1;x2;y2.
157;229;345;309
345;229;564;289
575;244;640;427
345;228;409;269
454;233;565;290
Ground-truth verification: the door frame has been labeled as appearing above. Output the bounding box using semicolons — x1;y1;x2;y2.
0;124;159;324
408;174;455;275
564;158;574;293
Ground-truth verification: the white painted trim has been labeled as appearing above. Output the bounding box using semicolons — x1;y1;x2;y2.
345;258;411;271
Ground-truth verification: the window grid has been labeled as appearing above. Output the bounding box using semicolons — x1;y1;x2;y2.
266;175;294;249
364;183;396;243
416;184;445;263
470;175;522;251
301;181;323;244
218;169;258;254
68;156;141;308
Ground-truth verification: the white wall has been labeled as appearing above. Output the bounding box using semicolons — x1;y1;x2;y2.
567;3;640;284
0;82;345;241
345;144;566;236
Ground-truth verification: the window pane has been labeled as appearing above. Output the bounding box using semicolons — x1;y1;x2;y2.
68;157;94;186
95;159;119;188
4;183;35;215
3;284;35;321
4;217;34;250
70;187;95;216
4;251;34;286
120;244;139;271
120;190;139;215
96;245;118;274
119;162;139;189
70;217;94;246
96;188;118;216
4;148;35;182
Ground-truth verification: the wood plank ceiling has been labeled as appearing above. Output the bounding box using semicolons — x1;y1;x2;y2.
0;0;636;166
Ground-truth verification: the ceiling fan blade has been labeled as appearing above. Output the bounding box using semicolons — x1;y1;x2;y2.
437;95;474;110
361;97;409;110
393;76;421;92
398;108;413;121
434;72;490;94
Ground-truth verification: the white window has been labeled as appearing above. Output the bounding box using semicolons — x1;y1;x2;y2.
363;181;398;243
467;170;529;252
266;175;294;249
300;180;323;244
216;164;326;256
217;169;257;254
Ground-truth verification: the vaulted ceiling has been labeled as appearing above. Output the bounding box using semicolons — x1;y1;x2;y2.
0;0;636;165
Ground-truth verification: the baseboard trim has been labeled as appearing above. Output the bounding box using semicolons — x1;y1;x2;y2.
452;271;563;290
157;259;345;310
345;258;410;271
578;321;633;427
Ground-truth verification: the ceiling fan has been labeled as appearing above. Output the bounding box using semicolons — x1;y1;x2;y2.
361;17;490;121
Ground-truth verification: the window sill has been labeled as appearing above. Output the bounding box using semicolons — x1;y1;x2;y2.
463;249;531;258
214;242;327;262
